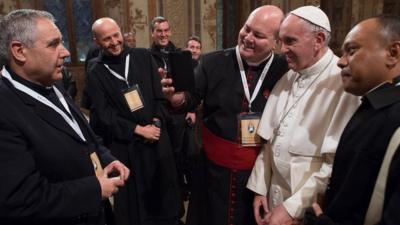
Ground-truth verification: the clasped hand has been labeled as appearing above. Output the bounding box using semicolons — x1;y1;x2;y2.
97;160;129;199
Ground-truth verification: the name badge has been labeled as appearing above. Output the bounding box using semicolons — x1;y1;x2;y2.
123;84;144;112
90;152;103;176
238;113;262;147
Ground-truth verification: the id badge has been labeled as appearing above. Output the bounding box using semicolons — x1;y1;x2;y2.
238;112;262;147
90;152;103;176
123;84;144;112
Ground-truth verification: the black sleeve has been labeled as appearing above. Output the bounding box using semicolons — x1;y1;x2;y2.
0;117;102;221
185;56;207;112
148;52;171;124
86;66;138;142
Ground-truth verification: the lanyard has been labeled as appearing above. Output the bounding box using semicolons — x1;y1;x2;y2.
104;54;130;87
235;46;274;112
1;67;86;141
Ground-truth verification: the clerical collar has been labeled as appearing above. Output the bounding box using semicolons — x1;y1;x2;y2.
244;54;272;71
364;82;400;110
151;41;177;53
5;66;53;95
245;52;272;67
297;49;333;77
100;48;127;64
366;75;400;94
394;75;400;86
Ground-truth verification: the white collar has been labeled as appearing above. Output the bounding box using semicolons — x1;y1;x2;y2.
245;52;272;67
297;48;334;77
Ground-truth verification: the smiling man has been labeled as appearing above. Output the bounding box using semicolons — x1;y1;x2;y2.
0;9;129;225
161;5;288;225
246;6;360;225
86;17;181;225
149;16;177;70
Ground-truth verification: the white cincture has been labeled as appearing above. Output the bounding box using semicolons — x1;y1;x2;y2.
1;67;86;141
104;54;131;87
235;46;274;112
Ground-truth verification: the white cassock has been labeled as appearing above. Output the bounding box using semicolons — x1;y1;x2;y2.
247;49;360;218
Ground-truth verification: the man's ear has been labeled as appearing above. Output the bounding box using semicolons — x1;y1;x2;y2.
386;41;400;68
314;32;326;51
10;41;27;63
93;36;99;45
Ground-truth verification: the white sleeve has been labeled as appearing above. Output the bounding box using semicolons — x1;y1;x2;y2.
247;143;272;196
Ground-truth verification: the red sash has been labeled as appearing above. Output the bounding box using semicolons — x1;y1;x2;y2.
202;124;260;170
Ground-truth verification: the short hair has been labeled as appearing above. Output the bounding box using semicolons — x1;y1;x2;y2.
186;36;202;48
302;20;331;46
373;15;400;44
150;16;168;32
124;31;136;38
0;9;55;66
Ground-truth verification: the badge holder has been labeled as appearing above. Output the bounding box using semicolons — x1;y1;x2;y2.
237;112;262;147
123;84;145;112
90;152;103;176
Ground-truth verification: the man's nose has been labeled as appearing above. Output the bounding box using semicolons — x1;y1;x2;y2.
60;44;70;58
337;55;348;69
280;43;289;53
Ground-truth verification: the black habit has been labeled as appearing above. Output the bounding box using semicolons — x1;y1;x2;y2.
185;48;288;225
308;82;400;225
86;48;180;225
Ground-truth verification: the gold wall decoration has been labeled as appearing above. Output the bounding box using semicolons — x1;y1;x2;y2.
202;2;216;48
133;8;148;30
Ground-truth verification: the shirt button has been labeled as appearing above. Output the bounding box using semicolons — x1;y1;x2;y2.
274;152;280;157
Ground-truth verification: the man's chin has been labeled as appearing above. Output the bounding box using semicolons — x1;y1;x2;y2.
107;48;122;56
158;41;169;47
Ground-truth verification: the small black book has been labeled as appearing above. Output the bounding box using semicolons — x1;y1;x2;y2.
168;50;195;92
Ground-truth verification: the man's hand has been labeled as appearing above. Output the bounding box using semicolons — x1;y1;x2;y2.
103;160;130;181
312;203;323;216
185;112;196;124
269;204;297;225
158;67;168;79
97;175;123;199
303;203;324;225
159;68;186;107
253;195;270;225
134;124;160;142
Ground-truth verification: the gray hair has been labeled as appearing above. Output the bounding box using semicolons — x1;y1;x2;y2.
304;20;331;46
374;14;400;44
150;16;168;32
0;9;55;66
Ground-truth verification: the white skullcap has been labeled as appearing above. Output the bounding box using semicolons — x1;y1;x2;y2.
290;6;331;32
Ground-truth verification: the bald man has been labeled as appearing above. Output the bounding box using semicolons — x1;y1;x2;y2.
86;17;180;225
161;6;288;225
